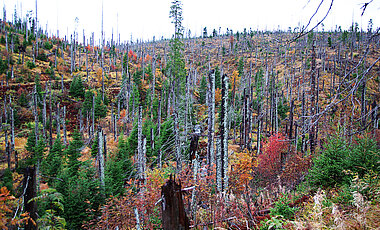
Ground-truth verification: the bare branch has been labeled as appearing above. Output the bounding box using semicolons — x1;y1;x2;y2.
290;0;334;43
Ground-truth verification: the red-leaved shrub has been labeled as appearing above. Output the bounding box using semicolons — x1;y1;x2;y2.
256;133;288;186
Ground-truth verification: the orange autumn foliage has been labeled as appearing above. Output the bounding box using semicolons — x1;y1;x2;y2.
144;54;152;63
0;187;15;229
0;187;33;229
85;45;93;52
230;149;258;193
215;88;222;105
128;50;137;63
119;109;126;120
230;70;240;91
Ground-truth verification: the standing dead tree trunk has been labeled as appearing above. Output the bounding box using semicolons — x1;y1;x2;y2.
24;167;37;230
137;105;146;180
217;73;229;193
10;107;15;168
161;175;190;230
98;126;105;188
62;106;67;145
207;69;215;166
309;40;317;153
49;82;53;147
174;110;182;170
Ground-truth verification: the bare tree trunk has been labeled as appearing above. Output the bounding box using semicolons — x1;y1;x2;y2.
150;52;156;116
86;50;89;81
24;167;37;230
101;0;105;101
92;95;95;136
114;113;117;142
309;40;316;153
62;106;67;145
216;137;222;191
54;49;57;68
35;0;38;58
207;69;215;166
257;107;262;155
161;176;190;230
137;105;145;179
61;74;64;94
98;126;105;188
289;99;294;141
361;78;367;128
174;110;182;170
11;107;15;158
157;93;162;168
42;91;47;139
220;73;229;192
134;208;141;230
49;82;53;147
190;150;199;222
5;131;10;169
56;103;60;136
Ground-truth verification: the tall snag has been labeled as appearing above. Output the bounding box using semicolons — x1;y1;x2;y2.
309;40;317;153
207;69;215;166
217;73;229;192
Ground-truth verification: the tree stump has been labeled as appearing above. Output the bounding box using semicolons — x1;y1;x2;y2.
24;166;37;230
161;175;189;230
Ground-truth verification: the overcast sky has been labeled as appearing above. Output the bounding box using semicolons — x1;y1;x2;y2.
3;0;380;43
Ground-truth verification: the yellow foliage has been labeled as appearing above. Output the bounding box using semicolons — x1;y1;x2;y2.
96;68;103;87
155;68;162;81
230;70;240;90
193;90;200;98
215;88;222;105
14;137;27;151
230;149;258;193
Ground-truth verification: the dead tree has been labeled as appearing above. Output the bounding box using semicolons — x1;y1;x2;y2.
189;125;201;165
48;87;53;147
309;40;316;153
174;110;182;170
137;105;146;180
161;175;190;230
10;107;15;166
207;69;215;166
62;106;67;145
217;73;229;192
98;126;105;188
24;167;37;230
42;90;47;139
157;91;162;168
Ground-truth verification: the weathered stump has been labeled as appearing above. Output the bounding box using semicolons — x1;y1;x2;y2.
24;167;37;230
161;175;189;230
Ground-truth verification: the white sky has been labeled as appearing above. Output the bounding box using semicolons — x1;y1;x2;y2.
3;0;380;44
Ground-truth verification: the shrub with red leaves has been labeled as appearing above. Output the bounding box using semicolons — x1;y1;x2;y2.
128;50;137;63
256;133;288;186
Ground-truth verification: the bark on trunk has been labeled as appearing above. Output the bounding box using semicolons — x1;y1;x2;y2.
309;40;316;153
137;105;146;179
161;176;190;230
62;106;67;145
207;69;215;166
220;73;229;192
98;126;105;188
24;167;37;230
174;111;182;170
